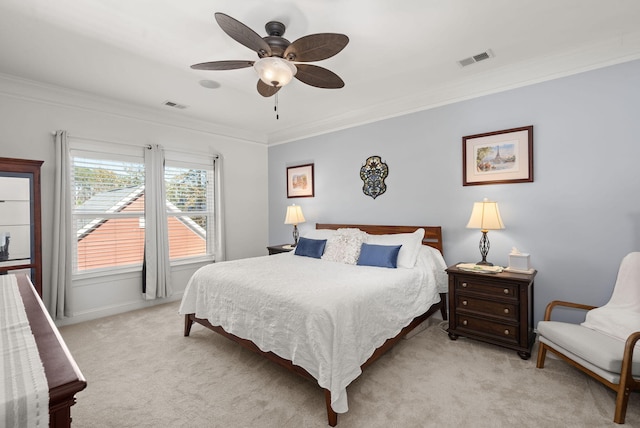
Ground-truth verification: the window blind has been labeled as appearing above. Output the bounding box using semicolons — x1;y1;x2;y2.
71;154;146;272
164;160;214;261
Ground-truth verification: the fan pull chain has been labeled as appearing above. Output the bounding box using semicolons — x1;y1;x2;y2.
274;92;279;120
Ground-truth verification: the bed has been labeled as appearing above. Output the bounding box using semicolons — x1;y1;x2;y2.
179;224;447;426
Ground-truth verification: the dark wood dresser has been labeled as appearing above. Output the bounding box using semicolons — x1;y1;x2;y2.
446;264;536;359
15;274;87;427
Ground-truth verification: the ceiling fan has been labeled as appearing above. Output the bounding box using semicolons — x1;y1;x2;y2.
191;13;349;98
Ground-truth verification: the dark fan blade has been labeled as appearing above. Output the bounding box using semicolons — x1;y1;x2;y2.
191;60;254;70
284;33;349;62
215;12;272;57
294;64;345;89
257;80;280;97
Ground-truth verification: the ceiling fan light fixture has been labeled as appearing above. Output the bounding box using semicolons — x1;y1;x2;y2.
253;57;297;87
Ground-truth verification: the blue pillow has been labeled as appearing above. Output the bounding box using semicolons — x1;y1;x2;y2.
357;243;402;268
294;237;327;259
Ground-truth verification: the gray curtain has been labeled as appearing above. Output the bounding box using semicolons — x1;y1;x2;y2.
51;130;73;319
143;144;171;299
213;155;226;262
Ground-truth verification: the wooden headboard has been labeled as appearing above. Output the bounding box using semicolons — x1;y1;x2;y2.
315;224;443;255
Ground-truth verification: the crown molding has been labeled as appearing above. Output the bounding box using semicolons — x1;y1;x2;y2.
2;28;639;148
267;32;640;145
0;73;268;145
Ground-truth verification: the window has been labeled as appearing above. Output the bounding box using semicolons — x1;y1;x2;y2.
70;145;216;274
164;158;214;263
72;151;145;272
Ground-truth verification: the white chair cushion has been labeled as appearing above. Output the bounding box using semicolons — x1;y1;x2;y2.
539;336;623;384
537;320;640;376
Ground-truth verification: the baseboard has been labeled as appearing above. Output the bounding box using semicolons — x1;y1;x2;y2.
55;293;183;327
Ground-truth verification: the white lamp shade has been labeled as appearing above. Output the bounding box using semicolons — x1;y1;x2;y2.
253;57;297;87
284;204;306;225
466;198;505;231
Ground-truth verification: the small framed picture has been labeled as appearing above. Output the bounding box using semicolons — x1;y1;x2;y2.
286;163;314;198
463;125;533;186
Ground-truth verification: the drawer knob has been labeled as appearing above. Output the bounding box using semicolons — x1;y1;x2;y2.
503;288;509;295
504;308;510;314
504;329;510;335
462;320;468;326
461;282;468;288
462;300;468;306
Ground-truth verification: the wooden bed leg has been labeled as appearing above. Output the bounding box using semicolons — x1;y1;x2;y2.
439;292;448;320
324;389;338;427
184;314;194;337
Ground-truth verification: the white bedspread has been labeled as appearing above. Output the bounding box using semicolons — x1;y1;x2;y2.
179;246;446;413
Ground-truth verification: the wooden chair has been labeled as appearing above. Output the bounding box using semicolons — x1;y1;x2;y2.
536;252;640;424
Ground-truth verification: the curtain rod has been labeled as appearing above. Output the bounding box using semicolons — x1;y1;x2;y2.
51;131;220;159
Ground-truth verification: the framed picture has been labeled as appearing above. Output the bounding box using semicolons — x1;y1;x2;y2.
286;163;314;198
463;125;533;186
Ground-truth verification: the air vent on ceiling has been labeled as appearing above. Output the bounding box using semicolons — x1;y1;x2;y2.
458;49;494;67
162;100;188;109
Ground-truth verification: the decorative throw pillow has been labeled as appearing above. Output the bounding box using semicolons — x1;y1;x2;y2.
294;237;327;259
321;228;367;264
357;243;402;268
365;228;425;268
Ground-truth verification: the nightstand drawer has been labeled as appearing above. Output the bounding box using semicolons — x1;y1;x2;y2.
455;277;518;299
455;315;519;344
455;295;518;321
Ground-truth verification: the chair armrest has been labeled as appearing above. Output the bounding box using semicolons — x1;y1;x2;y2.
543;300;599;321
624;332;640;355
621;332;640;384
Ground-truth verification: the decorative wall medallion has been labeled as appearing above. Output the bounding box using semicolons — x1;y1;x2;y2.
360;155;388;199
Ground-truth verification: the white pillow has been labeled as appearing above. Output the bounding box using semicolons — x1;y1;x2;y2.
322;228;367;265
366;228;425;268
303;229;337;240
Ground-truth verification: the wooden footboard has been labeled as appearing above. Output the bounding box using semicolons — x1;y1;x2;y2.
183;292;446;426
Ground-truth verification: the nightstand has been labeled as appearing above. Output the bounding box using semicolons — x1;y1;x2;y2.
446;264;537;359
267;244;294;255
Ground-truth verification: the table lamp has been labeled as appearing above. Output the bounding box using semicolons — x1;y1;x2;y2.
284;204;306;246
466;198;504;266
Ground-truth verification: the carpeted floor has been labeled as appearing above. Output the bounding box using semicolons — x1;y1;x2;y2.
59;301;639;428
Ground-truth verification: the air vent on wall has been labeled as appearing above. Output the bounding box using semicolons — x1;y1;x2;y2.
162;100;188;109
458;49;494;67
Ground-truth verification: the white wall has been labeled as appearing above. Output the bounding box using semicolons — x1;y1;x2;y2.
0;75;268;324
268;59;640;325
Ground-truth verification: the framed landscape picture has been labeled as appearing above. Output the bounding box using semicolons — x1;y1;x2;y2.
463;125;533;186
287;163;314;198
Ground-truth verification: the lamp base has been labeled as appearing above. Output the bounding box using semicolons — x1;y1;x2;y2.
476;230;493;266
292;224;299;247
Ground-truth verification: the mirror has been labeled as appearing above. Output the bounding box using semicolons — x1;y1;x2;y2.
0;158;43;296
0;176;31;262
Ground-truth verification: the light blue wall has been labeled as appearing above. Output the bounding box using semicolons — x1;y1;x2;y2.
268;59;640;325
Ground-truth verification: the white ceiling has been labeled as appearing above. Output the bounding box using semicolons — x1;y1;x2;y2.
1;0;640;145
